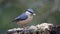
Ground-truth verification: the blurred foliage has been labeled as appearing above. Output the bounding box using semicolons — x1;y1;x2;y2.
0;0;60;34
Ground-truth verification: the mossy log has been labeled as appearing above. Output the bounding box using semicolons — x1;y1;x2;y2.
6;23;60;34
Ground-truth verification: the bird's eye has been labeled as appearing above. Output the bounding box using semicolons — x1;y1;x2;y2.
28;11;33;14
26;10;34;14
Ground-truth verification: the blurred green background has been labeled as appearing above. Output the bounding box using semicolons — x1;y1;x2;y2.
0;0;60;34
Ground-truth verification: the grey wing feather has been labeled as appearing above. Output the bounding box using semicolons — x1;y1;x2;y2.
14;13;28;21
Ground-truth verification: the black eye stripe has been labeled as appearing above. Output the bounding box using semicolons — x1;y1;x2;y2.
26;10;33;14
28;11;33;14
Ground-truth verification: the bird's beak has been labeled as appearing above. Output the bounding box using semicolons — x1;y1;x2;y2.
33;13;36;15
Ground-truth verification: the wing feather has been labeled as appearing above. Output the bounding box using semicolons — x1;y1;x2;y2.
14;13;28;21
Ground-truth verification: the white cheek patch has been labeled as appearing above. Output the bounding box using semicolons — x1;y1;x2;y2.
26;11;31;15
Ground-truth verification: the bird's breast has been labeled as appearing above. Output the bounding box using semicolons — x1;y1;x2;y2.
17;16;33;25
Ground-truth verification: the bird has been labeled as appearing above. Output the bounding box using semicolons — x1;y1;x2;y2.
13;8;36;28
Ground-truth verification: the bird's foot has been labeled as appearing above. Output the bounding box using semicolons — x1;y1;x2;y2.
23;26;30;30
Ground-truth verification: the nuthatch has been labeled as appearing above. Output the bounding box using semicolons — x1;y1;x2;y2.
13;8;36;27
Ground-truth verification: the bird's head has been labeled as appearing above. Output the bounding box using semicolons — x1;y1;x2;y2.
25;8;36;16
